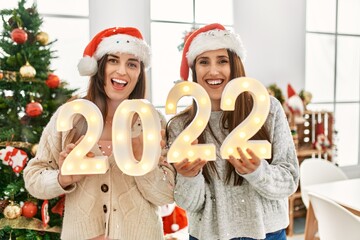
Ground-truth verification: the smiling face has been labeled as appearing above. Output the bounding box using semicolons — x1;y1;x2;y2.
104;52;141;105
194;49;231;111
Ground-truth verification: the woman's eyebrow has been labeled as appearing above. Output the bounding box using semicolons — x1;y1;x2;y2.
128;58;140;62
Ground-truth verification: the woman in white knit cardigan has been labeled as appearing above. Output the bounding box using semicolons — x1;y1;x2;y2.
24;26;175;240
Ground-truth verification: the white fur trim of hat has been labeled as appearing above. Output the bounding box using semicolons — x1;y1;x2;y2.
186;29;246;67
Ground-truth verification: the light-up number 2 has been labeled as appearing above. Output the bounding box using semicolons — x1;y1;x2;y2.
56;99;109;175
165;81;216;163
112;99;161;176
220;77;271;159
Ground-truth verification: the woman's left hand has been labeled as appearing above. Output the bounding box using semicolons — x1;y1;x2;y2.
227;147;261;174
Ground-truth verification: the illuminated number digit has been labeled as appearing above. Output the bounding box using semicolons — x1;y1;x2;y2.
112;99;161;176
56;99;109;175
220;77;271;159
166;81;216;163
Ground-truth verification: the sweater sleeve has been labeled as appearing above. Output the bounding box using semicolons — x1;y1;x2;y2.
134;111;175;206
241;98;300;200
167;116;207;212
23;110;76;199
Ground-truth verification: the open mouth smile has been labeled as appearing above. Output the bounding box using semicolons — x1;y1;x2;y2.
206;79;224;86
111;78;128;89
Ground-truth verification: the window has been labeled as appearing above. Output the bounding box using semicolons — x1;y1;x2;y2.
150;0;233;117
305;0;360;167
36;0;90;96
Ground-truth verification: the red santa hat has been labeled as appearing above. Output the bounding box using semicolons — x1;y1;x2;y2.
180;23;246;80
78;27;151;76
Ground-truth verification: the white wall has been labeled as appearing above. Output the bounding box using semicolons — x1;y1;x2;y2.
234;0;306;94
89;0;306;96
89;0;150;40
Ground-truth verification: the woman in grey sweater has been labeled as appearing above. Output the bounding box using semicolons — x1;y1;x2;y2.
166;23;299;240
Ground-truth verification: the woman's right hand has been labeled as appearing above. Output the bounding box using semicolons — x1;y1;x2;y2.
173;158;207;177
58;136;88;189
173;139;207;177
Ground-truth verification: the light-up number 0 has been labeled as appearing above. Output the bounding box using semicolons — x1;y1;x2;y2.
56;99;109;175
165;81;216;163
112;99;161;176
220;77;271;159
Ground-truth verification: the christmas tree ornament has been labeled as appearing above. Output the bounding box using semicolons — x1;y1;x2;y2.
0;146;15;165
31;144;38;156
7;147;28;173
22;201;38;218
3;202;22;219
51;195;65;216
45;73;60;88
20;61;36;78
0;70;3;80
0;200;10;213
8;17;16;28
11;28;28;44
26;7;36;15
41;200;50;227
36;31;49;45
26;101;43;117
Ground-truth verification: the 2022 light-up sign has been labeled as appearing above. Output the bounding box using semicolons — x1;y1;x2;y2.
56;77;271;176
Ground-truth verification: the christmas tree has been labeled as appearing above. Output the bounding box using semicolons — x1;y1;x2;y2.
0;0;76;238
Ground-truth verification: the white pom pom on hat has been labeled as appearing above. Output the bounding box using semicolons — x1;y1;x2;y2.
180;23;246;81
77;27;151;76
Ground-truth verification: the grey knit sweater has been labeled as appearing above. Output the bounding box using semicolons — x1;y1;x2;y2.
168;96;299;240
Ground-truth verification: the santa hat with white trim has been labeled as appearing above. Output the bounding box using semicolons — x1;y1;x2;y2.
78;27;151;76
180;23;246;81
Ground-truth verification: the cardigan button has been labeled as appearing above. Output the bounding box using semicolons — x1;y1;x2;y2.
103;204;107;213
101;184;109;192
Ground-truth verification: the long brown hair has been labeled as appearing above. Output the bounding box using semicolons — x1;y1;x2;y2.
167;50;271;186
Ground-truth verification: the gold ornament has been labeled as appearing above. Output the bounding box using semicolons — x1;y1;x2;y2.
20;61;36;78
36;31;49;45
31;144;38;156
3;202;22;219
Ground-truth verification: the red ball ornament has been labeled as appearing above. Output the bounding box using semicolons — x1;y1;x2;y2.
11;28;28;44
22;201;38;218
26;101;43;117
46;73;60;88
